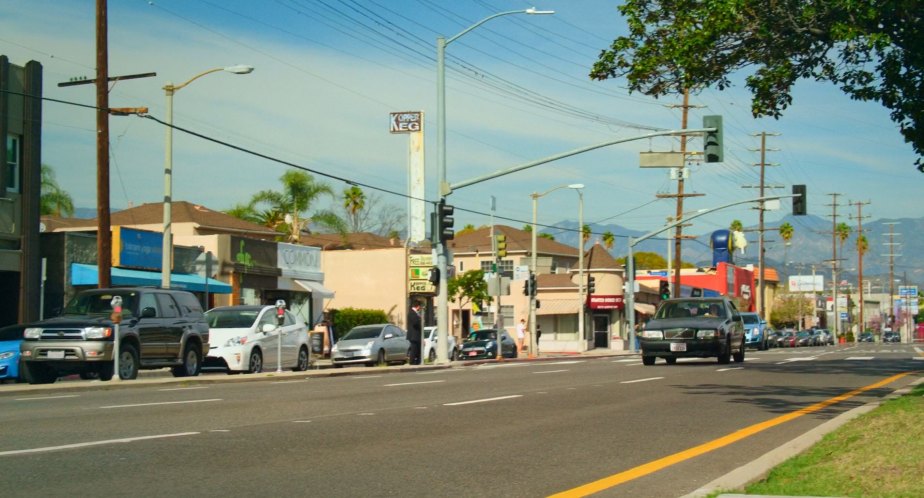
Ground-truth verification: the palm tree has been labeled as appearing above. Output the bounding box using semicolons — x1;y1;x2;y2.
241;171;345;242
581;224;591;249
602;231;615;251
40;164;74;217
836;222;851;255
342;186;366;232
778;222;794;263
730;219;743;232
857;234;868;256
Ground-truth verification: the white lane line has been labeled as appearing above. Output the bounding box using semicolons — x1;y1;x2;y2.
0;432;199;457
352;375;382;379
846;357;874;361
15;394;79;401
620;377;663;384
612;359;638;363
717;367;744;372
272;380;303;384
100;399;222;409
776;357;817;365
444;395;523;406
533;369;569;374
158;387;208;392
541;360;585;365
292;420;312;423
384;380;446;387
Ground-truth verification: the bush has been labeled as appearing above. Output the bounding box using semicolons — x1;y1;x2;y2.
845;331;855;342
329;307;389;341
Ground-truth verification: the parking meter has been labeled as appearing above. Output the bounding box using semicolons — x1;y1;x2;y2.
110;296;122;382
274;300;286;372
275;299;286;326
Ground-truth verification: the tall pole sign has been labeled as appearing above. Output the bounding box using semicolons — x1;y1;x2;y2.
391;111;425;243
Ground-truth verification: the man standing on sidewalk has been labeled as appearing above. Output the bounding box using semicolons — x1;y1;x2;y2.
407;301;422;365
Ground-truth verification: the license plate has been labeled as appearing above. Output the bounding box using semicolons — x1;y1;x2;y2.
467;351;477;357
47;350;65;359
670;343;686;352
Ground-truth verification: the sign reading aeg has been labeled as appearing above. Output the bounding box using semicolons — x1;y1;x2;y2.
390;111;422;133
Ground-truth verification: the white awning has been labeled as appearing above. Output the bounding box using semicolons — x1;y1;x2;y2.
634;303;656;315
536;299;581;316
294;279;335;299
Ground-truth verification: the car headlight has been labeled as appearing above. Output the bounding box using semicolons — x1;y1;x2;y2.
331;344;339;352
696;329;718;339
225;336;246;347
639;330;663;340
84;326;112;339
0;351;14;360
24;327;43;339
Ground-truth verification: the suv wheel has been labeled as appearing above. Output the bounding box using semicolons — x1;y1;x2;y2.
293;346;309;372
24;362;57;384
642;356;656;366
172;344;202;377
118;344;140;380
717;340;732;364
733;339;746;363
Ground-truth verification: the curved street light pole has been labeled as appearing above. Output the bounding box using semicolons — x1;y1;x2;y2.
161;65;253;289
435;8;553;363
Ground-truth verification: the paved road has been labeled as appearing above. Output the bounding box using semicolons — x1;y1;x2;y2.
1;344;921;497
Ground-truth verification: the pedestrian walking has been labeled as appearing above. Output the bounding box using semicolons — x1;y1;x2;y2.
536;324;542;354
407;301;422;365
516;318;526;354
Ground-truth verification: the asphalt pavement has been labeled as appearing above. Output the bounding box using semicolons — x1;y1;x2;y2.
3;346;918;498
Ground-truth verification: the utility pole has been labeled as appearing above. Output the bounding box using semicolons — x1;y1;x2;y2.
825;193;843;340
849;200;871;336
95;0;111;288
882;222;900;333
743;132;781;317
660;90;704;296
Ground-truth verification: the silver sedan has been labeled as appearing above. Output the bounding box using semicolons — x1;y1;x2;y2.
331;324;411;368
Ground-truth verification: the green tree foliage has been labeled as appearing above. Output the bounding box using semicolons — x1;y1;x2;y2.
617;251;695;269
447;270;492;317
591;0;924;171
328;307;389;341
602;231;615;251
770;293;815;329
730;220;744;232
40;164;74;217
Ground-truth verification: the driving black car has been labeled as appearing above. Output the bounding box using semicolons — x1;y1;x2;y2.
638;297;746;365
458;329;517;360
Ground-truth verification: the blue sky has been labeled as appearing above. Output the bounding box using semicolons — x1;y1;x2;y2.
1;0;919;247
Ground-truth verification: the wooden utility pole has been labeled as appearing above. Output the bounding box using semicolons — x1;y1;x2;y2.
743;132;781;317
850;200;871;335
826;193;842;339
882;222;900;330
95;0;111;288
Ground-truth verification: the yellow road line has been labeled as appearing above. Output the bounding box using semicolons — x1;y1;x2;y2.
550;371;915;497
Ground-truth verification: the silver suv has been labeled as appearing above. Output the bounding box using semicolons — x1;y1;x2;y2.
20;288;209;384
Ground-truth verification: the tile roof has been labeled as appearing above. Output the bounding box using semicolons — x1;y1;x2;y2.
449;225;578;257
584;241;622;271
299;232;410;250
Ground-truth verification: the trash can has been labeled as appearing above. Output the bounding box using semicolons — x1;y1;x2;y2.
310;332;324;355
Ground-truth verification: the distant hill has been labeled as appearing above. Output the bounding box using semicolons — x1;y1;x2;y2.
543;214;923;288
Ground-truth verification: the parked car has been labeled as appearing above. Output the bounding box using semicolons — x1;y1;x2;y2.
810;329;828;346
780;330;798;348
767;330;784;348
423;326;458;362
458;329;518;360
816;329;834;345
795;330;814;347
638;297;746;365
204;305;311;374
741;312;769;350
0;324;25;383
19;288;210;384
883;331;901;343
331;324;411;367
858;331;874;342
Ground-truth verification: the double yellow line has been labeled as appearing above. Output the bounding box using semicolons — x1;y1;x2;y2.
551;371;916;497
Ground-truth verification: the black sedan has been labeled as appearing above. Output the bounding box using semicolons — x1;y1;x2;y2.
458;329;518;360
638;297;746;365
883;331;901;343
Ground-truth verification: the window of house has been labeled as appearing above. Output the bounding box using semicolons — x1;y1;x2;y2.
480;259;513;278
6;134;20;193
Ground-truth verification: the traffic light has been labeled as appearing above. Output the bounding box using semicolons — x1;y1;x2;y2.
703;115;723;163
434;200;454;243
530;272;537;296
496;234;507;258
428;266;440;286
587;276;596;294
792;184;807;216
659;280;671;300
523;277;531;296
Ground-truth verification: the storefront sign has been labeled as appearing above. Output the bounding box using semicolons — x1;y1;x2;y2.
588;295;624;310
277;242;322;280
112;226;162;271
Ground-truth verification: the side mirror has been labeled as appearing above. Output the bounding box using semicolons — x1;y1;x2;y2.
262;323;276;333
384;333;394;340
141;307;157;318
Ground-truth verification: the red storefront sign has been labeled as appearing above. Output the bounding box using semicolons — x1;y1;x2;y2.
588;295;624;310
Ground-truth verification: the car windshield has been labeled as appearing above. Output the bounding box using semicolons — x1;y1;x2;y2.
205;309;260;328
341;326;382;341
467;330;497;341
656;300;726;319
63;291;138;318
742;314;760;324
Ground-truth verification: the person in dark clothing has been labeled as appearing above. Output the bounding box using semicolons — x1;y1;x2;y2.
407;302;422;365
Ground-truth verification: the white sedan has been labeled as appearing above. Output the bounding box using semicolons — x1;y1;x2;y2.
204;305;311;373
423;326;458;362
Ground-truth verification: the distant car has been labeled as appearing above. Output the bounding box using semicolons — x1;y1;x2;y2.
331;324;411;367
204;305;311;374
795;330;814;347
423;326;458;362
0;324;25;383
741;312;769;350
458;329;518;360
638;297;746;365
858;332;874;342
780;330;797;348
817;329;834;345
810;329;828;346
883;331;901;343
767;330;784;348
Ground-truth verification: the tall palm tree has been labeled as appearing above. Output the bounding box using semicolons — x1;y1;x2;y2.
779;222;794;263
730;219;744;232
40;164;74;217
342;186;366;232
243;171;345;242
836;222;851;255
602;231;615;251
581;224;591;249
857;234;868;256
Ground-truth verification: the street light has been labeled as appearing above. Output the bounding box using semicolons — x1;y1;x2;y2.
434;8;553;363
529;183;583;357
161;65;253;288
